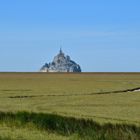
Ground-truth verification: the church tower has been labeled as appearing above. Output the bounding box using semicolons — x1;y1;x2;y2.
59;48;64;56
60;48;63;54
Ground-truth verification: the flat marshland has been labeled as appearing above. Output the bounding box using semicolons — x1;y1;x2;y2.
0;73;140;140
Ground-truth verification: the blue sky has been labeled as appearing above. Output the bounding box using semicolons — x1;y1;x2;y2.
0;0;140;72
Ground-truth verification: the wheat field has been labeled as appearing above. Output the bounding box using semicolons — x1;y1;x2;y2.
0;73;140;140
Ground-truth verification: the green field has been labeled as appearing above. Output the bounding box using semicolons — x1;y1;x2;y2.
0;73;140;140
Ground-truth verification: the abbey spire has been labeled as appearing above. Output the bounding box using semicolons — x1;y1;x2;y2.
60;48;63;54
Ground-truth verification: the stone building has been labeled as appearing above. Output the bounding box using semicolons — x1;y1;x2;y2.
40;49;81;72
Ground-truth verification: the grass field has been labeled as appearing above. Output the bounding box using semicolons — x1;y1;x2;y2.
0;72;140;140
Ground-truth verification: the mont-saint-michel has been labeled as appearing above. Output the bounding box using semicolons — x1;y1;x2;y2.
40;49;81;72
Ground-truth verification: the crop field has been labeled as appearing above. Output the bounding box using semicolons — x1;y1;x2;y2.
0;72;140;140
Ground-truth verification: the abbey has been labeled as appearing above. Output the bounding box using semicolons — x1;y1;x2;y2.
40;49;81;72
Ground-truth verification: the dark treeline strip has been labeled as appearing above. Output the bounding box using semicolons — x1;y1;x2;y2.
94;87;140;95
0;89;31;92
0;112;140;140
8;87;140;99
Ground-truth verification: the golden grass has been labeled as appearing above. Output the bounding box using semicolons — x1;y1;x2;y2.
0;73;140;125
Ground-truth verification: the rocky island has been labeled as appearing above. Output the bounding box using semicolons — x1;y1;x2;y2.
40;49;81;72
